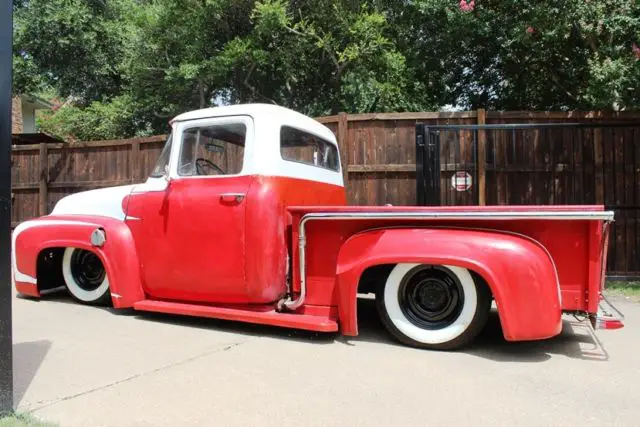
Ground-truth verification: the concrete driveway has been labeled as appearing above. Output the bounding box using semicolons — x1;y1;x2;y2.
12;289;640;427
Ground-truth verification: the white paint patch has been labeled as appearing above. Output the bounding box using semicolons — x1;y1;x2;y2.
51;184;136;220
131;177;168;193
167;105;344;188
15;271;37;284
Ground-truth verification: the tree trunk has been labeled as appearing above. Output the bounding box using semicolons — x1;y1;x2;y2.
199;81;206;109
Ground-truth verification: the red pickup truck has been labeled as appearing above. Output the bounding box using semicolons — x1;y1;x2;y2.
12;104;624;350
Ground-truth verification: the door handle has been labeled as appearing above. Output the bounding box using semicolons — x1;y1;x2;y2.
220;193;245;204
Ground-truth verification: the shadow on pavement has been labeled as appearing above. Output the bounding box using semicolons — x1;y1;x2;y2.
21;290;338;344
351;297;609;362
133;310;339;345
13;340;51;406
20;290;609;362
466;312;609;363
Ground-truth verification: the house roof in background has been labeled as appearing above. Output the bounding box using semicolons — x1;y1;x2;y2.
20;94;54;110
12;133;64;146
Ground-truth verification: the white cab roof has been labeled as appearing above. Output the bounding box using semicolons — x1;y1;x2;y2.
171;103;336;145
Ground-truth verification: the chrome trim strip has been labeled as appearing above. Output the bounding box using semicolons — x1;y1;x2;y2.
15;271;37;285
220;193;246;202
282;210;615;311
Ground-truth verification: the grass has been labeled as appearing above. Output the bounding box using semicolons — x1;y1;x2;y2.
0;413;56;427
604;280;640;302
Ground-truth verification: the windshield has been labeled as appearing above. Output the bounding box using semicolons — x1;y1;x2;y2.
150;134;173;178
178;122;246;176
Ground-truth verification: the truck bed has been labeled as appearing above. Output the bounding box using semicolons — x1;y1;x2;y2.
288;204;613;314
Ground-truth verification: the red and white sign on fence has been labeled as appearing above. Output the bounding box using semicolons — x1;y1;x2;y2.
451;171;472;191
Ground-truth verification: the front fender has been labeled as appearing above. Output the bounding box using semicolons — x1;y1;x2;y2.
13;215;145;308
335;228;562;342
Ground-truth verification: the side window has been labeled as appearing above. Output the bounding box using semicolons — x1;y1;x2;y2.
178;122;246;176
280;126;339;172
150;134;173;177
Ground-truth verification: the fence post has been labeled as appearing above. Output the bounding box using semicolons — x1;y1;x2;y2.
337;112;349;187
39;142;48;216
131;141;140;183
477;108;486;205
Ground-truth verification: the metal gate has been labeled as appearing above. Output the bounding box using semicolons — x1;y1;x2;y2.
415;122;640;277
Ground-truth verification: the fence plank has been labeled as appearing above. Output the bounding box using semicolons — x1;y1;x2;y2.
131;141;140;183
344;111;477;121
477;109;486;205
12;134;168;152
348;164;416;173
594;128;604;204
337;112;348;186
38;143;48;216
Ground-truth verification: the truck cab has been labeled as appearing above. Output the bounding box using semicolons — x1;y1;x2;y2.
123;105;346;305
13;104;624;351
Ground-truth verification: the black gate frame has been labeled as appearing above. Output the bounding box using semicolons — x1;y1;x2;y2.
415;124;442;206
416;121;640;207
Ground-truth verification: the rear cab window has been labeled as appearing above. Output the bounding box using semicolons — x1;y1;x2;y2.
279;126;339;172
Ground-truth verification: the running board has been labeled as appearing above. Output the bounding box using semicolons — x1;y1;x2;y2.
133;300;339;333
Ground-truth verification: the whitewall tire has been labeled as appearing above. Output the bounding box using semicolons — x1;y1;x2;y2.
62;247;111;305
376;263;491;350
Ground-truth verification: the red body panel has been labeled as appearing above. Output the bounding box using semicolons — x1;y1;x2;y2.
289;205;607;313
13;175;610;342
334;228;562;341
126;176;253;303
14;215;145;308
124;175;345;304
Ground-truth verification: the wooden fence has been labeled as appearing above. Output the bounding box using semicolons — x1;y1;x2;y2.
11;134;169;227
10;109;640;276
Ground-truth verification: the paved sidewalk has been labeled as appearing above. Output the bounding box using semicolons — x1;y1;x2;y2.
12;289;640;426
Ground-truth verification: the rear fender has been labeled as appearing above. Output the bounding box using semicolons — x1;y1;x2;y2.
12;215;145;308
335;228;562;342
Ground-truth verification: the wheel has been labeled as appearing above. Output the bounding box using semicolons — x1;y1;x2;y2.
376;263;491;350
62;247;111;305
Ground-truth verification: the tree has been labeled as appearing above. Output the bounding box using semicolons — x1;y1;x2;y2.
13;0;132;104
232;0;427;115
388;0;640;110
12;0;640;141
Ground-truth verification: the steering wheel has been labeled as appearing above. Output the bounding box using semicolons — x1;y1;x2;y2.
195;158;225;175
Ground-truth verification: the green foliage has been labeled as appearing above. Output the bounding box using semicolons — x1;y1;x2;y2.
13;0;131;104
37;95;152;142
394;0;640;110
239;0;423;115
12;0;640;141
0;412;56;427
605;281;640;302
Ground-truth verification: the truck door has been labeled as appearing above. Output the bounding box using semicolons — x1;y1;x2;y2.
132;116;254;304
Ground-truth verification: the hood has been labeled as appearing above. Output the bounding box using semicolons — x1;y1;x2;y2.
51;184;137;221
